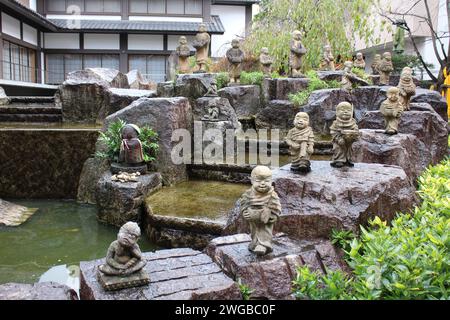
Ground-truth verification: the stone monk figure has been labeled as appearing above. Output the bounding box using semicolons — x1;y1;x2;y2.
371;54;381;75
289;30;307;78
259;47;274;77
321;44;335;71
330;102;360;168
192;23;211;73
240;166;281;256
379;52;394;85
119;124;145;166
285;112;315;173
176;36;191;74
397;66;416;110
226;38;245;84
98;222;147;276
354;52;366;70
380;87;404;135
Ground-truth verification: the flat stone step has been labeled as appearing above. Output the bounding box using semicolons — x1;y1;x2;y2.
9;96;55;103
0;105;61;114
0;113;62;122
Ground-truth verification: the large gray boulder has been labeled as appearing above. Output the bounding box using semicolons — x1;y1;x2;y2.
255;100;301;138
175;73;216;99
262;77;309;101
193;96;239;126
225;161;418;239
126;70;155;90
353;130;431;185
80;248;242;300
77;157;109;204
0;282;78;300
411;88;448;122
157;81;175;97
218;85;261;119
359;103;448;164
67;68;129;89
104;97;193;185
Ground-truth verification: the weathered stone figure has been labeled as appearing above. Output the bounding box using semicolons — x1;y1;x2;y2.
379;52;394;85
397;66;416;110
192;23;211;73
341;61;355;91
259;47;274;77
289;30;307;78
205;78;218;97
371;54;381;75
330;102;360;168
354;52;366;70
380;87;404;135
285;112;315;173
98;222;149;290
226;38;245;84
240;166;281;256
119;124;145;165
321;44;335;71
202;105;219;121
176;36;191;74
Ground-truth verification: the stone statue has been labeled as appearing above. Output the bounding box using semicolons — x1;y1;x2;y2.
205;78;218;97
289;30;307;78
259;47;274;77
240;166;281;256
341;61;355;91
202;105;219;121
371;54;381;75
379;52;394;85
176;36;191;74
285;112;315;173
397;66;416;110
98;222;149;290
330;102;360;168
192;23;211;73
226;38;245;84
321;44;335;71
380;87;404;135
354;52;366;70
111;124;147;175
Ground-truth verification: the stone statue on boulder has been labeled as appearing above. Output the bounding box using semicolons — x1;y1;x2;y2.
371;54;381;75
192;23;211;73
354;52;366;70
98;222;149;291
226;38;245;84
176;36;191;74
289;30;307;78
204;78;218;97
259;47;274;77
330;102;360;168
380;87;404;135
111;124;147;174
285;112;315;173
341;61;355;91
240;166;281;256
379;52;394;85
321;44;335;71
397;66;416;110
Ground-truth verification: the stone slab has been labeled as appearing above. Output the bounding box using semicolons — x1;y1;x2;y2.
0;199;38;226
0;282;78;300
97;269;150;291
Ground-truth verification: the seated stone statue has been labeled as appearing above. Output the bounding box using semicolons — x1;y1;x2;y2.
330;102;360;168
205;78;218;97
354;52;366;70
119;124;145;166
285;112;315;173
371;54;381;75
397;67;416;110
320;44;335;71
98;222;147;276
176;36;191;74
202;105;219;121
381;87;404;135
289;30;307;78
259;47;274;77
226;39;245;84
379;52;394;85
240;166;281;256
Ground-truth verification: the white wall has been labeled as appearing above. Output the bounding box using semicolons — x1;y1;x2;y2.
129;16;202;22
44;33;80;49
23;23;38;46
128;34;164;50
1;13;21;39
167;35;196;51
210;5;246;57
30;0;37;11
84;34;120;50
46;15;122;21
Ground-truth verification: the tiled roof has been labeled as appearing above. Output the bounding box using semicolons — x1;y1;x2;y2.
212;0;260;4
49;16;225;34
2;0;58;31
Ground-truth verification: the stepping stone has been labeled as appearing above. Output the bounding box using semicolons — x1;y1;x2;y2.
0;199;38;226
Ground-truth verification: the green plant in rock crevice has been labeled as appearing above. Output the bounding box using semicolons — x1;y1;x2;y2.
237;278;254;300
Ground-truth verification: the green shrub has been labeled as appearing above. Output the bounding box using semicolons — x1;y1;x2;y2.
292;157;450;300
351;67;373;85
96;119;159;163
240;71;265;86
237;278;254;300
391;54;434;75
215;72;230;90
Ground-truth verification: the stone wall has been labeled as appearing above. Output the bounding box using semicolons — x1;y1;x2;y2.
0;128;99;199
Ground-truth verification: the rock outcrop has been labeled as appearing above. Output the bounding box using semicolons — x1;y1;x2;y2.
174;73;217;100
218;85;261;119
0;282;78;300
255;100;301;138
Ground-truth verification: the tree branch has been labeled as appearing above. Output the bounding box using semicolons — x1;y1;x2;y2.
424;0;445;66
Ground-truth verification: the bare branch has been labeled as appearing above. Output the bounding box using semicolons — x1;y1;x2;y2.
424;0;445;66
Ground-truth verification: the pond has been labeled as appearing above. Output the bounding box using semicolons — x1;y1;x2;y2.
0;200;157;294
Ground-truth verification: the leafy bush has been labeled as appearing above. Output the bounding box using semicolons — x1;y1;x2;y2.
351;67;373;84
331;229;355;253
240;71;265;86
215;72;230;90
96;119;159;163
391;54;434;75
292;157;450;300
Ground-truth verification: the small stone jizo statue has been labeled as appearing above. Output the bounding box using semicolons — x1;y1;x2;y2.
98;222;149;290
285;112;315;173
119;124;145;166
241;166;281;256
379;52;394;85
289;30;307;78
192;23;211;73
321;44;335;71
371;54;381;75
226;38;245;84
354;52;366;70
397;66;416;110
380;87;404;135
330;102;360;168
341;61;355;91
176;36;191;74
205;78;218;97
259;47;274;77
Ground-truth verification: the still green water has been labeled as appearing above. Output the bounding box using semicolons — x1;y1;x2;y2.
0;200;157;290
